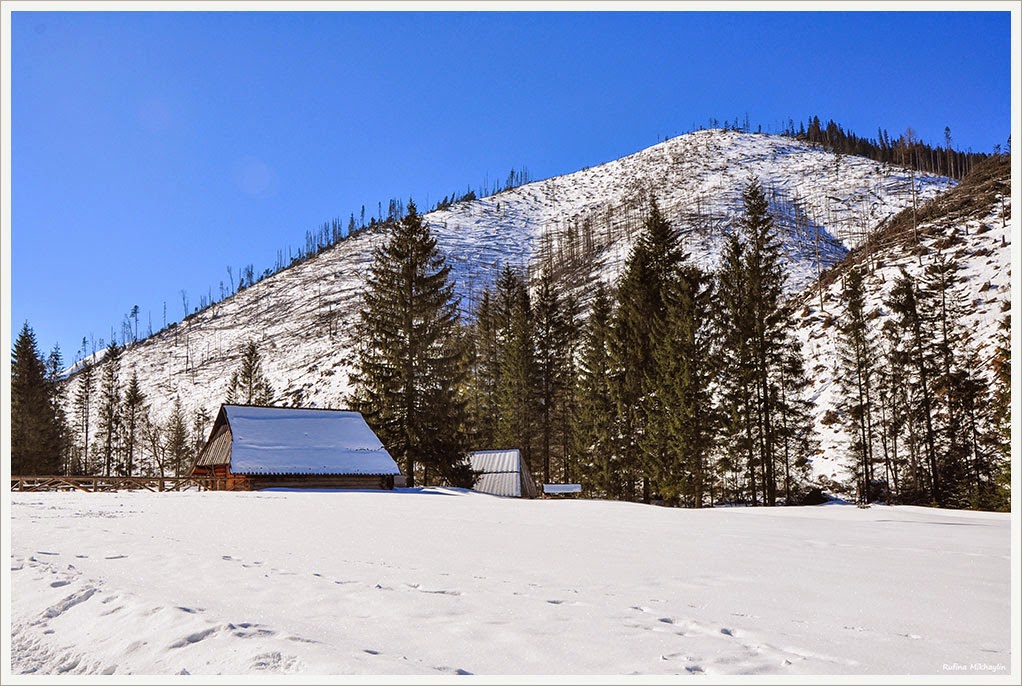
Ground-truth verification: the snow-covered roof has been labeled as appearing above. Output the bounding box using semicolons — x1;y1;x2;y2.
222;405;400;476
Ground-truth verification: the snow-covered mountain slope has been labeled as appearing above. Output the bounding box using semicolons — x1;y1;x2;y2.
793;155;1012;489
60;130;956;471
9;489;1011;676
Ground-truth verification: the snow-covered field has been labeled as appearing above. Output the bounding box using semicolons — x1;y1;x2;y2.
6;489;1012;677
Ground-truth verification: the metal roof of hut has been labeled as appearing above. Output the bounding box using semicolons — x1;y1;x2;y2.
468;449;538;498
193;405;401;476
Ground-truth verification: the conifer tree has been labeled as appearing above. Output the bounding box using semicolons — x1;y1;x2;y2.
466;286;500;449
985;315;1011;510
773;319;817;503
192;406;211;455
11;323;62;475
533;267;569;484
572;283;618;497
73;341;96;476
97;340;123;477
611;196;683;501
715;231;759;503
494;265;538;477
121;372;146;476
739;178;788;506
714;179;808;506
835;264;878;504
885;270;940;504
351;201;471;487
922;252;973;508
45;345;71;475
557;292;582;483
226;341;274;405
874;333;907;501
644;264;715;506
168;397;192;476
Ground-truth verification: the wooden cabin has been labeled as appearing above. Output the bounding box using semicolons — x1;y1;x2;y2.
191;405;401;489
468;449;538;498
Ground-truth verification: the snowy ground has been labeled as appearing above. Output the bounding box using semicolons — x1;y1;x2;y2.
6;489;1013;678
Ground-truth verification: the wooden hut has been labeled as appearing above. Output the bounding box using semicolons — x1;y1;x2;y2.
191;405;401;489
468;449;538;498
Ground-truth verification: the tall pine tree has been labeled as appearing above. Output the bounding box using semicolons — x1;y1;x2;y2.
226;341;274;405
121;372;146;476
611;196;683;502
835;264;878;505
97;340;123;477
644;264;716;506
11;323;62;475
572;283;619;498
351;201;471;487
493;265;539;478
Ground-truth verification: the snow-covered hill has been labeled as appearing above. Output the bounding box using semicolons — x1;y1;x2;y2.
794;155;1012;488
61;130;950;412
9;489;1011;676
60;129;980;489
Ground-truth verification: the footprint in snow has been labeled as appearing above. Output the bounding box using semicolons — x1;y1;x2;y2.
50;580;71;588
169;627;218;648
104;554;128;560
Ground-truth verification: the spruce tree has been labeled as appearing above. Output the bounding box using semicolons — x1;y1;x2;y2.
226;341;274;405
466;286;500;449
773;319;817;504
11;323;62;475
121;372;146;476
73;343;96;476
645;264;715;506
533;267;569;484
610;196;683;502
985;315;1011;510
739;178;787;506
493;265;538;477
714;179;806;506
715;231;758;504
835;264;878;504
168;397;192;476
351;201;471;487
45;345;71;475
97;340;123;477
885;270;940;504
558;292;582;483
572;283;618;498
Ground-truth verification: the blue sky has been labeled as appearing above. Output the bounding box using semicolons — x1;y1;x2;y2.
8;9;1013;362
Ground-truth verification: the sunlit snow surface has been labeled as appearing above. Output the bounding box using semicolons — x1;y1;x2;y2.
9;489;1010;676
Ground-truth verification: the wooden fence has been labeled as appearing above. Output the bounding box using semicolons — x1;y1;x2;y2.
10;475;251;493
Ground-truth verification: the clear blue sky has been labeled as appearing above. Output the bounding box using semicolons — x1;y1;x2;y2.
8;9;1013;362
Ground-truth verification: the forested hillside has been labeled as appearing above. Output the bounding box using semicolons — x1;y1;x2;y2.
13;129;1009;509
